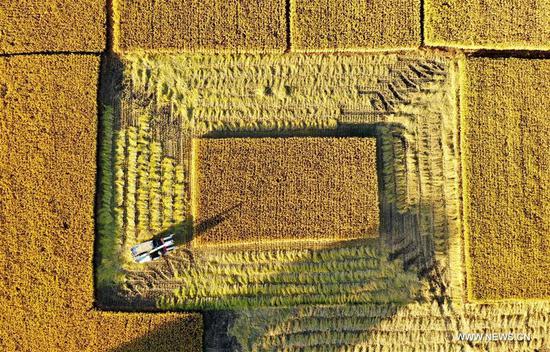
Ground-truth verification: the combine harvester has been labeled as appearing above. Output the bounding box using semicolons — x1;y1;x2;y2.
131;234;176;263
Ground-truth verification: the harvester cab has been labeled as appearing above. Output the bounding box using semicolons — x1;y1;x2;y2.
131;234;176;263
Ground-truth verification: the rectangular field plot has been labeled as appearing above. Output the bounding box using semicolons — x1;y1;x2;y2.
292;0;420;50
463;58;550;301
193;137;380;246
96;53;463;309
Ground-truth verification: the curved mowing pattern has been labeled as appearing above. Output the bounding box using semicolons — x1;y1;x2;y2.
231;302;550;351
136;242;423;309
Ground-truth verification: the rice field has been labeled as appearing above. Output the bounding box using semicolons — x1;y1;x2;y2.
3;2;549;349
292;0;420;50
114;0;287;52
461;58;550;301
425;0;550;49
94;52;467;314
0;55;202;352
0;0;105;53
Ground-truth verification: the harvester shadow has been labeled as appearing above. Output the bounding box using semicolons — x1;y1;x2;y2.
201;237;431;351
194;202;243;236
103;204;246;308
150;202;243;245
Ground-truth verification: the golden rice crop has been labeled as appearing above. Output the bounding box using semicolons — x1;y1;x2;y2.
425;0;550;49
193;137;380;246
0;0;105;53
113;0;153;51
114;0;286;52
292;0;420;51
0;55;202;351
461;58;550;301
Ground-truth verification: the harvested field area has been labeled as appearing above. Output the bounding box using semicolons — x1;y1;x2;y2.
462;58;550;301
193;137;379;246
96;52;464;310
230;301;550;351
151;240;422;309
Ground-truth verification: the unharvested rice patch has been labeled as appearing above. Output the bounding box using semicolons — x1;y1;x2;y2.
292;0;420;50
0;0;105;53
193;137;379;246
462;58;550;301
0;55;202;351
425;0;550;49
115;0;286;52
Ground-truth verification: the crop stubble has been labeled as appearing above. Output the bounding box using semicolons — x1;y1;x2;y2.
231;301;550;351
